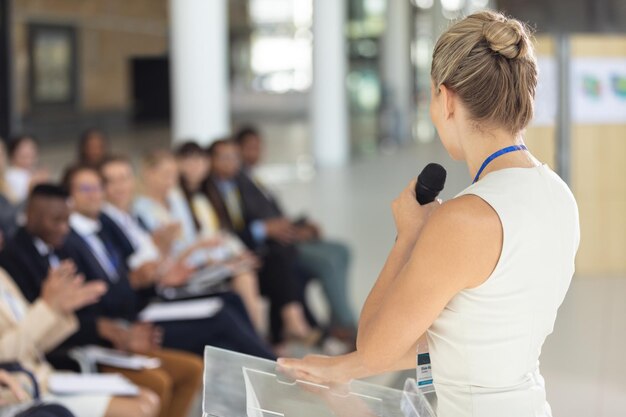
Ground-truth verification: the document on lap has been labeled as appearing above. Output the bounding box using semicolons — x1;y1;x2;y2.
48;373;139;396
138;298;224;322
69;345;161;370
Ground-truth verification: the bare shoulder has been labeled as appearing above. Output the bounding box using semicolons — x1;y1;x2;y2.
413;194;503;289
429;194;501;233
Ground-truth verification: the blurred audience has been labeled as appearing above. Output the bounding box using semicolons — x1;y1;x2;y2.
235;126;356;340
0;125;357;415
77;128;110;167
5;136;48;203
61;165;273;354
67;165;274;357
0;184;202;417
206;139;322;346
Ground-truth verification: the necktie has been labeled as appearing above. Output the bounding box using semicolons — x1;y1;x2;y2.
48;250;60;268
223;186;245;231
192;195;220;235
93;230;121;282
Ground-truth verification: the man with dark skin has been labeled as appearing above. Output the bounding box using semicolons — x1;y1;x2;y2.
0;184;107;306
0;184;159;356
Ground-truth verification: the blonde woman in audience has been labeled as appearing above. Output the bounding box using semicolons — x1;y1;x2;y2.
5;136;48;203
0;261;160;417
133;149;265;330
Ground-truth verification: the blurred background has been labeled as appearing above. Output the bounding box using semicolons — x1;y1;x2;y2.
0;1;625;416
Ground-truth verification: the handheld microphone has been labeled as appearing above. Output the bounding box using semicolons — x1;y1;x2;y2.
415;163;447;205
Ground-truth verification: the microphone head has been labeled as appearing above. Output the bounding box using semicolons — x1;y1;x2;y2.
416;163;447;205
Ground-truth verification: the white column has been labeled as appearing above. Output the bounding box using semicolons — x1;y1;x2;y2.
311;0;349;166
169;0;229;145
382;0;412;144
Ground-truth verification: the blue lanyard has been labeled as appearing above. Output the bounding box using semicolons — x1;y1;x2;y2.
472;145;528;184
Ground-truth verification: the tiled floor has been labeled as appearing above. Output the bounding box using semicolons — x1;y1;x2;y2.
38;125;626;416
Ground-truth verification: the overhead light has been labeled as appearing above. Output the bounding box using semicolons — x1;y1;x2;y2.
440;0;465;12
414;0;434;9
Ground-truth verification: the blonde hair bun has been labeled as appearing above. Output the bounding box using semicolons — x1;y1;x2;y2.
431;11;537;133
483;19;528;60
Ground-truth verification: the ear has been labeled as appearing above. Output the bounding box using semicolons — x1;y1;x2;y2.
439;84;455;120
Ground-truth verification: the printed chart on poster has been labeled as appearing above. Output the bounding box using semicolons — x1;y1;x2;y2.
570;58;626;124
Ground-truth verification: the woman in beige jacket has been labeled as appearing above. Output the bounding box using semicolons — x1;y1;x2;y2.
0;262;160;417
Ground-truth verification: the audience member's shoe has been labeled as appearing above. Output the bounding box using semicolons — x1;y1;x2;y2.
321;336;351;356
284;328;324;348
329;326;357;349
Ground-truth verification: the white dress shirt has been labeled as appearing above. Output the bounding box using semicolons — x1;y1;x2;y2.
33;237;61;268
102;203;160;270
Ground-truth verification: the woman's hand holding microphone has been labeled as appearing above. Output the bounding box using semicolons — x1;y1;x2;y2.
392;179;442;246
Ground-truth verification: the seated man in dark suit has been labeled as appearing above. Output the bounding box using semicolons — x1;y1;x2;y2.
238;128;356;339
205;140;323;345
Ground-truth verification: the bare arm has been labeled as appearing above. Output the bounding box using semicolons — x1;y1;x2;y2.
357;237;417;340
278;338;421;384
358;180;440;343
279;194;502;382
357;196;502;373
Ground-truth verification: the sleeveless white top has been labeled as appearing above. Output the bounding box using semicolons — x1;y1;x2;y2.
426;165;580;417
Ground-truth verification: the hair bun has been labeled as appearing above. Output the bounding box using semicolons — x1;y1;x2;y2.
483;19;528;59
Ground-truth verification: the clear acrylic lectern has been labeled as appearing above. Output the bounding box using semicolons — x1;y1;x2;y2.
203;346;437;417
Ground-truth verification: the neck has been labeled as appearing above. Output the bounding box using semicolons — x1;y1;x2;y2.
212;173;231;182
76;210;99;221
25;225;38;239
184;179;201;193
109;200;131;213
144;188;168;205
462;130;533;182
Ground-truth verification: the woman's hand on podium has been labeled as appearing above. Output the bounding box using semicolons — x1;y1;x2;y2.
277;354;349;385
277;351;371;385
